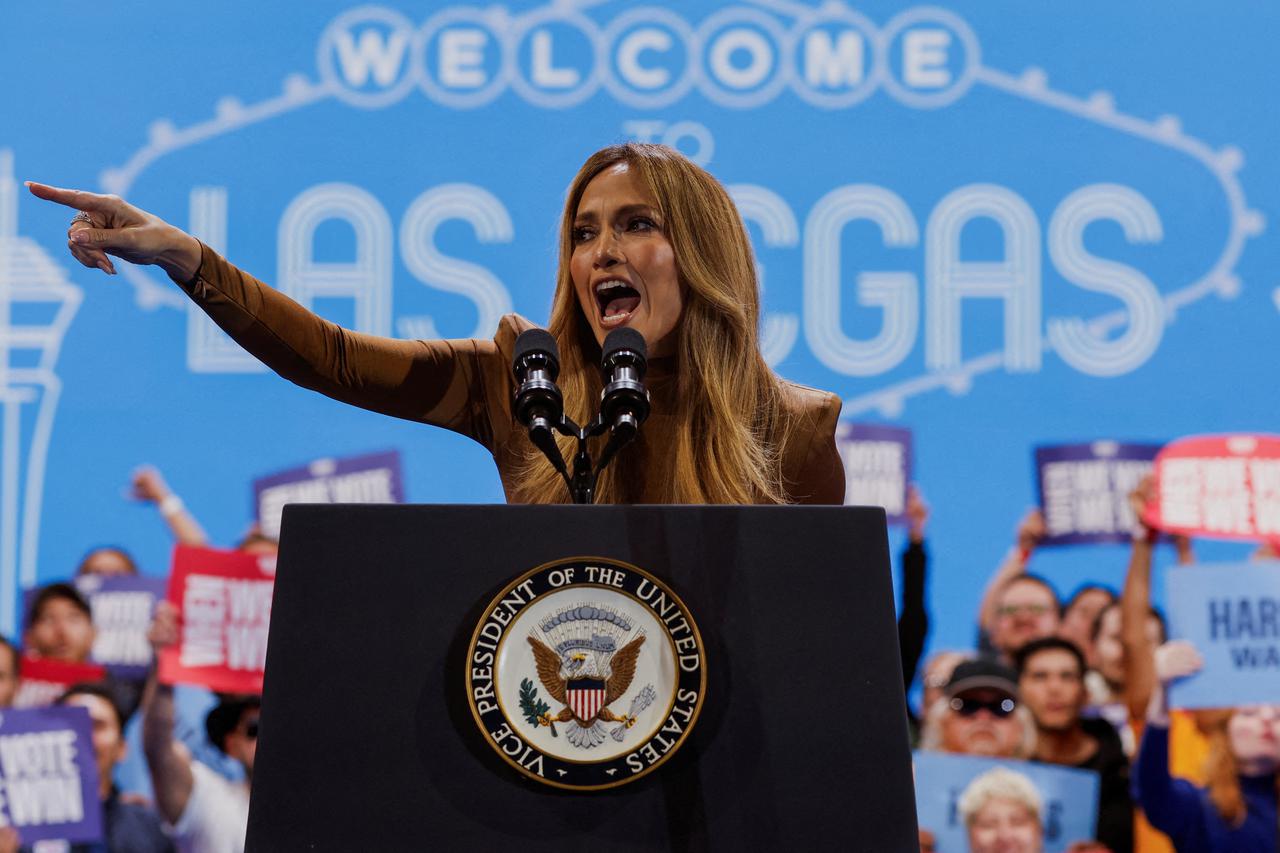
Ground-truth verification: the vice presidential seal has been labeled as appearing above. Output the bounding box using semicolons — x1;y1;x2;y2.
465;557;706;790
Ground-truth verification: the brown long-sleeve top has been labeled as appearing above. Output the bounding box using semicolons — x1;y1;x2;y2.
173;242;846;504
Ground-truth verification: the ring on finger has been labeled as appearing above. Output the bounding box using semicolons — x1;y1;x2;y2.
70;211;93;225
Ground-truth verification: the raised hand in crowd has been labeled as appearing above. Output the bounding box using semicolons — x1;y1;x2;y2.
143;602;255;850
1147;640;1202;724
906;485;929;545
1119;475;1188;722
25;182;202;282
141;602;196;823
899;485;932;709
977;509;1046;645
132;465;209;547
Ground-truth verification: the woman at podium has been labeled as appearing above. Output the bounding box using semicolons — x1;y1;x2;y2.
28;144;844;505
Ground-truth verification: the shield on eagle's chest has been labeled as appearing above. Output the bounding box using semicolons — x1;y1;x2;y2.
566;678;607;722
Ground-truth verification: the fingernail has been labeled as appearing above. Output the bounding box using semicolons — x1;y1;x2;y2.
71;230;89;244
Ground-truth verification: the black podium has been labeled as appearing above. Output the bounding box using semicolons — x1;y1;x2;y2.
246;504;918;851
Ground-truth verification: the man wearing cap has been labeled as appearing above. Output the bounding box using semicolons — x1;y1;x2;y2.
923;659;1035;759
142;602;254;853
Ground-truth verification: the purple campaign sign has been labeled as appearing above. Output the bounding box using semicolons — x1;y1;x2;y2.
1167;561;1280;709
1035;441;1162;545
253;449;405;539
836;423;912;525
0;706;103;845
74;575;167;678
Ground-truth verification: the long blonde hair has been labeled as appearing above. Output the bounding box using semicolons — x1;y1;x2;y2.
512;143;794;505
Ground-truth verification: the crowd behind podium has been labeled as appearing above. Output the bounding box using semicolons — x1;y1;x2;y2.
3;467;1277;852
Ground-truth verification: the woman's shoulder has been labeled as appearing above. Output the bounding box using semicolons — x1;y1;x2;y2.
489;313;540;358
776;378;842;426
774;379;844;504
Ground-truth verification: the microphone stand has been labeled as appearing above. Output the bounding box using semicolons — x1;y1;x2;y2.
549;414;632;505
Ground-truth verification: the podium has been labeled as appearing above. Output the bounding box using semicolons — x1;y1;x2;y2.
246;504;918;851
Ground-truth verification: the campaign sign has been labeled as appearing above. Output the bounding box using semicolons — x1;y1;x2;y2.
0;706;103;844
1035;441;1162;545
837;424;912;525
73;575;167;678
1151;435;1280;542
913;751;1099;853
158;546;274;694
13;659;107;710
1166;561;1280;709
252;450;405;540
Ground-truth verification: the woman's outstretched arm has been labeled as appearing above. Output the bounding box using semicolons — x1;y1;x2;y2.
26;182;513;448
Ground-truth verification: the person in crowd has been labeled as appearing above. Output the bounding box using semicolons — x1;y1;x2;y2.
76;546;140;577
24;582;95;663
1059;583;1116;664
0;637;19;708
143;602;253;853
898;486;931;733
977;510;1061;664
1134;640;1279;852
1086;599;1166;754
958;766;1044;853
921;659;1036;758
55;683;175;852
27;142;845;507
1015;637;1133;853
988;574;1061;667
919;650;968;719
1121;476;1211;853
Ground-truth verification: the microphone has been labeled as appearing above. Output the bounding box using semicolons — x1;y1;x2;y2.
599;327;650;441
512;329;566;473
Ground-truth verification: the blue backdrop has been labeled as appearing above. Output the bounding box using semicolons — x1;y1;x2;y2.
2;1;1276;660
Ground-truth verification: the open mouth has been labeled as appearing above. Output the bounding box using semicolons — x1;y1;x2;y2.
594;279;641;327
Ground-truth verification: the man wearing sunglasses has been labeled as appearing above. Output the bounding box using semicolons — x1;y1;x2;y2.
924;659;1035;759
143;602;256;853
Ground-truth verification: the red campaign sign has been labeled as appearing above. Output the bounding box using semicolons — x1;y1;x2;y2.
1150;434;1280;541
158;545;275;694
13;657;108;708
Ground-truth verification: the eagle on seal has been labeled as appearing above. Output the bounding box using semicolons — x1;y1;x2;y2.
527;633;645;748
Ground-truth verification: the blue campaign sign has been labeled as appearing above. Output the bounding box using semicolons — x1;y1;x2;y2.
913;751;1099;853
0;706;103;845
1;1;1277;663
1167;560;1280;709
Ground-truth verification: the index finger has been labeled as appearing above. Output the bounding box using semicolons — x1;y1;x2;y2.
24;181;119;212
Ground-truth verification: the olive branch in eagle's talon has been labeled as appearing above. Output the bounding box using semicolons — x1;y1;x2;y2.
519;677;557;738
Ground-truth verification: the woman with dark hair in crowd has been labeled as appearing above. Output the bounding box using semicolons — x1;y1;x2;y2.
1134;639;1280;851
27;143;843;505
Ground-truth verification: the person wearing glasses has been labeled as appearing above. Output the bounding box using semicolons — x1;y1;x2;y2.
1015;636;1133;853
920;659;1036;759
143;602;256;853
